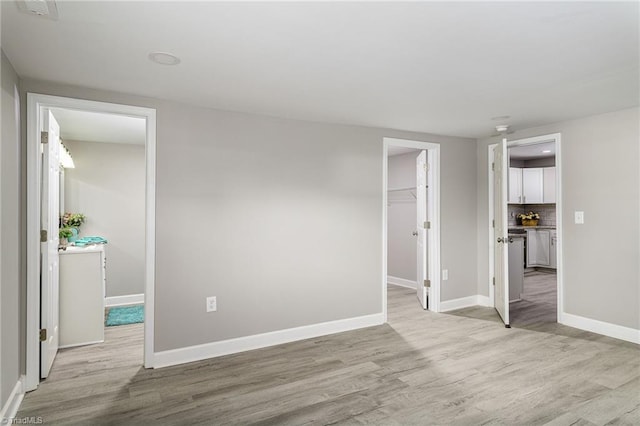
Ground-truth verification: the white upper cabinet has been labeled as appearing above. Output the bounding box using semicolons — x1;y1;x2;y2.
522;168;544;204
508;167;523;204
543;167;556;203
508;166;555;204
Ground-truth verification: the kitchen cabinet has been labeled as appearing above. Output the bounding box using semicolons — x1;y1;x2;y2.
508;167;555;204
543;167;556;203
549;230;557;269
526;229;551;267
59;245;106;348
522;168;544;204
508;168;523;204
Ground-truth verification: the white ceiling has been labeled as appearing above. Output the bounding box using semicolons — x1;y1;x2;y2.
50;108;146;145
509;141;555;160
2;2;638;138
387;146;420;157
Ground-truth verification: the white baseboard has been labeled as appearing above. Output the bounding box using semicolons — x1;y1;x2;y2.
477;295;492;307
105;293;144;307
387;275;416;289
0;375;25;422
561;312;640;344
154;312;385;368
440;295;480;312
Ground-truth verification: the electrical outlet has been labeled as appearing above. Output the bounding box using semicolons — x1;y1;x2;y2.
574;211;584;224
442;269;449;281
206;296;217;312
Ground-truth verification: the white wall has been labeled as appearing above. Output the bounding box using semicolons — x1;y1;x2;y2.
387;151;419;282
477;107;640;330
63;140;145;297
1;50;21;411
20;77;478;354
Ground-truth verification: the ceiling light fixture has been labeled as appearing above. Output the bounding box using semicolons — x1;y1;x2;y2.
542;150;551;153
495;124;510;133
16;0;59;20
148;52;181;66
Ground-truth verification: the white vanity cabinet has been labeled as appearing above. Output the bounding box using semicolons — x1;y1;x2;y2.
59;245;106;348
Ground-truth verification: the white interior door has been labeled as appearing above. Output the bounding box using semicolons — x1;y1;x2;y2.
41;110;61;378
493;139;510;327
416;150;428;309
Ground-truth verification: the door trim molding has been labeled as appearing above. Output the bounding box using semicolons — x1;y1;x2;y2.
487;133;563;321
25;93;157;391
383;138;441;315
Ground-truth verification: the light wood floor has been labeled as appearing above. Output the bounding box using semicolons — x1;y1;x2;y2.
19;286;639;425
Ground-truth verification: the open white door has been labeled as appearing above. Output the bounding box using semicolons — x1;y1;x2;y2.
416;150;428;309
41;110;61;377
493;139;510;327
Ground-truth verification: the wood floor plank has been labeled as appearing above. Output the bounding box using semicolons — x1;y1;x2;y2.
17;285;639;425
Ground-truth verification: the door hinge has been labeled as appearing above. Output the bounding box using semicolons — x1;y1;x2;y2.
491;162;495;171
39;329;47;342
492;220;495;228
424;221;431;229
40;230;48;242
492;277;495;286
425;163;429;172
424;279;431;288
41;131;49;144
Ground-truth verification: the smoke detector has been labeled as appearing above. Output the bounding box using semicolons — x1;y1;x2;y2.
16;0;59;20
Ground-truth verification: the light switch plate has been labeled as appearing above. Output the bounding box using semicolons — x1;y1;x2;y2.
574;211;584;224
206;296;217;312
442;269;449;280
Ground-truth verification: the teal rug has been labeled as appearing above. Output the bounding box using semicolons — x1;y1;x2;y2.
106;305;144;326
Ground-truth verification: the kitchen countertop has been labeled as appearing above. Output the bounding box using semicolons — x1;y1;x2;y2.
508;226;556;230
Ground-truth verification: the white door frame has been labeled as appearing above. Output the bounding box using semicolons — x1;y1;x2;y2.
383;137;441;317
25;93;157;391
487;133;563;322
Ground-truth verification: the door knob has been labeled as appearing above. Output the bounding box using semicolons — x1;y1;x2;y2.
412;231;418;236
497;237;504;243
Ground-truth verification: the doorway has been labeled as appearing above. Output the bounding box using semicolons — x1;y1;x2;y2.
489;133;563;328
383;138;441;317
25;94;157;392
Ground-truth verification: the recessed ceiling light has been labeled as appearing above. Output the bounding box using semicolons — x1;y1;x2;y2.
491;115;511;121
542;150;551;153
148;52;181;66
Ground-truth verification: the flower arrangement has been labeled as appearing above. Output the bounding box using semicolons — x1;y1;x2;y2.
61;212;85;228
516;211;540;220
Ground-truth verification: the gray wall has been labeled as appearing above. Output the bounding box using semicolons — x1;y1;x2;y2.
63;140;146;297
387;151;419;281
1;50;21;410
20;78;478;352
477;107;640;330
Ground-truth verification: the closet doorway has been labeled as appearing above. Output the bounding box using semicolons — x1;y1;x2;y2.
382;138;441;316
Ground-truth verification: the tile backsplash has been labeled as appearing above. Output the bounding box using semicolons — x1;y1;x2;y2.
508;204;556;226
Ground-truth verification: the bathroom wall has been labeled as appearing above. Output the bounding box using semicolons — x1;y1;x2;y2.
63;140;145;298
